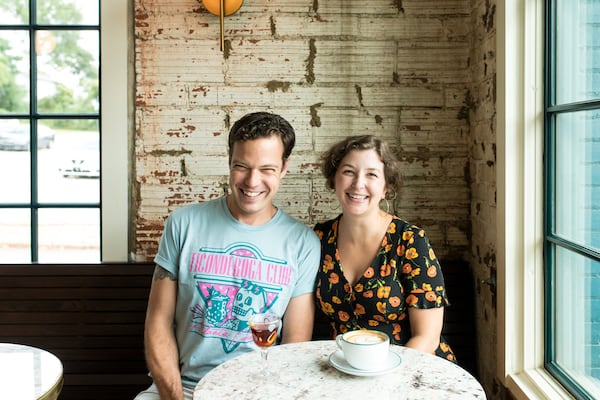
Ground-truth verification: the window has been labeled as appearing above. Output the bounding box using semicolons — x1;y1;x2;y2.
0;0;128;263
545;1;600;398
499;1;600;399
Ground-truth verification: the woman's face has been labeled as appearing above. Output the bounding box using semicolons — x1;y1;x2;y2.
333;149;387;216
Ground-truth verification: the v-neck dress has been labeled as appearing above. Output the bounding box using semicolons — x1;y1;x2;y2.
313;215;456;362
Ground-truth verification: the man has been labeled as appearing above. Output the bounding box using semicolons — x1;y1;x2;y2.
135;112;320;400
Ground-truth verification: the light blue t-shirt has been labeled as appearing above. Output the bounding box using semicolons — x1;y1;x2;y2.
154;197;320;387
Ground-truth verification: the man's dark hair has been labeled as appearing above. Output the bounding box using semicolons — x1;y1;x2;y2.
228;112;296;164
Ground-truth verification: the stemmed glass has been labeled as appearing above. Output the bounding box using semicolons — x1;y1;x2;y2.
249;312;281;380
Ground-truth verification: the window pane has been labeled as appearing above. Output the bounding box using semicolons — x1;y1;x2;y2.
0;1;28;25
37;1;99;25
554;110;600;251
0;209;30;262
555;0;600;104
0;30;30;114
553;246;600;396
0;120;31;203
38;208;100;263
39;125;99;203
36;30;99;114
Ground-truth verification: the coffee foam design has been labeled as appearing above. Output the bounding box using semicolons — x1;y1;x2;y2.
346;332;386;345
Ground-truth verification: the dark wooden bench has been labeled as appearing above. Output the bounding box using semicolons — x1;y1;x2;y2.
0;263;154;400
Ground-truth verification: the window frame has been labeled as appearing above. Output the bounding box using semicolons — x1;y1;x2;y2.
498;1;598;399
100;0;129;262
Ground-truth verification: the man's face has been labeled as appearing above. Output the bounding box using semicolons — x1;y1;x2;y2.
227;136;288;225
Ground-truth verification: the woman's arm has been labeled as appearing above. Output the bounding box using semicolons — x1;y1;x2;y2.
405;307;444;354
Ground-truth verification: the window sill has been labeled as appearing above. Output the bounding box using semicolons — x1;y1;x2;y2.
507;369;576;400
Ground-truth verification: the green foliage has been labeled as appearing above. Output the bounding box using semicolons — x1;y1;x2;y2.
0;0;98;131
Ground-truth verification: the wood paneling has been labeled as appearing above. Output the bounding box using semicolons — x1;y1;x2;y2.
0;263;154;400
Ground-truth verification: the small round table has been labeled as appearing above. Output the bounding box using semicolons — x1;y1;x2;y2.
0;343;63;400
194;340;486;400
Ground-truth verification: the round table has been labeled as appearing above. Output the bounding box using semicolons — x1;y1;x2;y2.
194;340;486;400
0;343;63;400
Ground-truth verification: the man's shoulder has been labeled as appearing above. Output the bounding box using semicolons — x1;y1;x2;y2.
170;198;223;217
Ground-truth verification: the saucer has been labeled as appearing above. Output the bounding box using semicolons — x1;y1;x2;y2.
328;350;402;377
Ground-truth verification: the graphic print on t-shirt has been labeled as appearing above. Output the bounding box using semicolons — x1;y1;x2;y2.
188;243;292;353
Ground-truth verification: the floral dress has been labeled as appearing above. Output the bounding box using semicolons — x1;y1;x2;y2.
314;215;456;362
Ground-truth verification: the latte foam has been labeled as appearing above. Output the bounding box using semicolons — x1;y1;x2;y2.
345;331;386;345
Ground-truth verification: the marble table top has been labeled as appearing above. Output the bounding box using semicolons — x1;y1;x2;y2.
0;343;63;400
194;340;486;400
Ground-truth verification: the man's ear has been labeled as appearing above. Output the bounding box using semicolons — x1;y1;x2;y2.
281;159;290;177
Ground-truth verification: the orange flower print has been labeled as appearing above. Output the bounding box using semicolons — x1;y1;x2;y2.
377;286;391;298
440;342;450;352
406;294;418;306
363;290;374;298
315;229;323;240
334;248;341;261
344;283;352;293
387;313;398;321
363;267;375;278
397;244;405;257
410;267;421;277
392;323;401;335
384;243;392;253
328;272;339;284
405;247;418;260
321;301;334;314
422;283;432;292
401;263;412;274
374;315;385;322
382;236;388;247
418;229;425;237
427;265;437;278
322;254;334;272
389;296;401;307
354;304;366;315
402;231;414;241
354;283;364;292
425;291;437;302
429;247;436;260
332;296;342;304
387;222;397;234
398;312;407;320
447;354;456;361
338;310;350;322
376;302;386;313
368;320;379;327
380;263;391;277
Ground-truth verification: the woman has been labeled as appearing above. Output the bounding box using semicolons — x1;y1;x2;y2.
313;135;455;362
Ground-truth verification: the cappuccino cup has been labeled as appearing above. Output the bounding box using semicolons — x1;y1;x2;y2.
335;330;390;371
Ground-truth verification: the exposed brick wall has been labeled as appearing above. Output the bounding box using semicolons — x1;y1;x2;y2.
467;0;499;398
133;0;502;396
133;0;473;263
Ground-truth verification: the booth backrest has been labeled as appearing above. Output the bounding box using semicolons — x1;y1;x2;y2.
0;263;154;400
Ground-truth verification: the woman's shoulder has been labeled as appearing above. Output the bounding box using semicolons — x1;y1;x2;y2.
313;215;340;232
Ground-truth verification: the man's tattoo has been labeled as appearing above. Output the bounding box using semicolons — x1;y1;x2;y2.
153;265;177;281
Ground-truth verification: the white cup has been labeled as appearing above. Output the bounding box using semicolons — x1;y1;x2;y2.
335;330;390;370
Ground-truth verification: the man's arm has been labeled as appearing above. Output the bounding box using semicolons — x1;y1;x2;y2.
280;292;314;343
144;265;183;400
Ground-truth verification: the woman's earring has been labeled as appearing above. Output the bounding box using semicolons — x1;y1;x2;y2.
380;198;391;214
